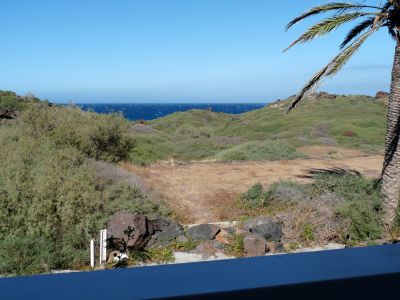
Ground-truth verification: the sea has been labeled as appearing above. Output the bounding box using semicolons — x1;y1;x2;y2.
76;103;265;121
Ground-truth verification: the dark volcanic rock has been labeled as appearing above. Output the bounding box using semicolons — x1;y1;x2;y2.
147;218;184;247
187;224;220;241
106;211;154;250
243;217;282;242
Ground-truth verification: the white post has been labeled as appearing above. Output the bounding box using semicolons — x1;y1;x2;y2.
90;239;95;269
99;229;107;265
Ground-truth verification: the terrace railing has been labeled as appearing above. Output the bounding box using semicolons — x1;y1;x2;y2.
1;244;400;299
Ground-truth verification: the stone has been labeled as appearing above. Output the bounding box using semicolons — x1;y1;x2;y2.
192;240;225;258
187;224;220;241
147;218;184;247
243;217;282;242
215;229;230;245
266;241;285;254
106;210;154;250
244;234;267;257
177;235;189;243
193;241;218;258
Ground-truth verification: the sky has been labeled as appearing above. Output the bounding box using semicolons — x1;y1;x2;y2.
0;0;395;103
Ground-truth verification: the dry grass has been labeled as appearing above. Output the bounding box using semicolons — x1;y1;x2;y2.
276;199;347;246
206;190;272;221
121;150;382;224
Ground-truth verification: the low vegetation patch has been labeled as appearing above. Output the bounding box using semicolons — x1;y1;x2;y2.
225;233;245;257
263;172;383;246
214;140;306;162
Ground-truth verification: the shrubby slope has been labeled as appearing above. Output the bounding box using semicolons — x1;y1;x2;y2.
129;95;387;164
0;91;167;275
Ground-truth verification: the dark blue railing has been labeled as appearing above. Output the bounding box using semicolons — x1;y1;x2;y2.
1;244;400;299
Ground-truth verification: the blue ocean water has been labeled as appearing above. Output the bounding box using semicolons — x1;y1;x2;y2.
76;103;265;121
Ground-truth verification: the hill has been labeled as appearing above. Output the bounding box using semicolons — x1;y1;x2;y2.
128;94;387;165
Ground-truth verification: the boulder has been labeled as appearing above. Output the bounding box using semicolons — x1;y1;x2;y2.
243;217;282;242
106;211;154;250
187;224;220;241
147;218;184;247
244;234;267;257
192;240;225;258
215;229;230;245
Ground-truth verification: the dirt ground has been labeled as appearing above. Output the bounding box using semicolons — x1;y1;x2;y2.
122;146;383;224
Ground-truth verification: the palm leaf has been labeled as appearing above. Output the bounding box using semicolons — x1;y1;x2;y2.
340;17;374;48
285;2;378;30
287;28;378;112
285;12;373;51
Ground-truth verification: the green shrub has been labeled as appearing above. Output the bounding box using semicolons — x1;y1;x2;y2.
147;247;174;263
21;105;134;162
240;183;268;208
0;101;165;275
312;173;383;242
170;238;199;252
302;224;315;242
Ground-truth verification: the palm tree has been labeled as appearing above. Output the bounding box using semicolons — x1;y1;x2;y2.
285;1;400;230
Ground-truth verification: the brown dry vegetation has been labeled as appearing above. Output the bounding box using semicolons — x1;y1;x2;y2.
122;146;383;224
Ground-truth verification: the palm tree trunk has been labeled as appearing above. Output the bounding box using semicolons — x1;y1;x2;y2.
382;41;400;228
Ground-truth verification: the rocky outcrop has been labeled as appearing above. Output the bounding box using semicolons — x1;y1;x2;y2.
375;91;389;105
106;211;154;250
243;217;282;242
187;224;220;241
309;91;338;100
147;218;184;247
375;91;389;99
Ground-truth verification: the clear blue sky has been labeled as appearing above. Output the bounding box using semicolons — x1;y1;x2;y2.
0;0;395;103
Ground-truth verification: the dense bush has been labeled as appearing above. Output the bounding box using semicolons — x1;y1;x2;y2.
312;173;383;242
0;91;25;112
239;183;268;208
21;104;134;162
0;95;164;275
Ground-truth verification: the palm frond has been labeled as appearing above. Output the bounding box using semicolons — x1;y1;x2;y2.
285;12;372;51
387;24;399;41
287;28;378;112
340;17;374;48
285;2;379;30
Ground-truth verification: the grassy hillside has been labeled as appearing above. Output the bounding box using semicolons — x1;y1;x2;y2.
129;95;387;165
0;91;167;275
